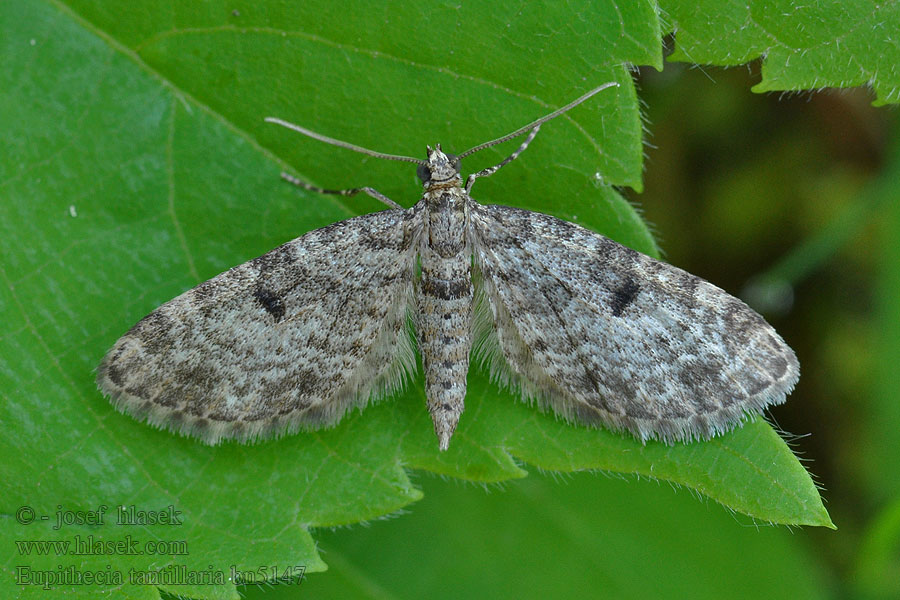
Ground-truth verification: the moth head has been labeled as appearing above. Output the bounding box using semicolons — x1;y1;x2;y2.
418;144;462;186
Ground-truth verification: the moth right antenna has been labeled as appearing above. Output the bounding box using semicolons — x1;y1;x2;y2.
457;81;619;159
460;82;620;192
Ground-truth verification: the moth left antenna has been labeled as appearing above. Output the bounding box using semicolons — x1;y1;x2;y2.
265;82;620;202
263;117;419;209
264;117;425;165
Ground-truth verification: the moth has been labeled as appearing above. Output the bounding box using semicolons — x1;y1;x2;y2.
97;83;799;450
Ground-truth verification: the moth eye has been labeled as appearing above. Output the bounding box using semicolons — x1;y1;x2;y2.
416;163;431;183
446;153;461;173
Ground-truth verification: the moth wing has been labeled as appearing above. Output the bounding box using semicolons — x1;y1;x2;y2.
469;204;799;443
97;209;420;443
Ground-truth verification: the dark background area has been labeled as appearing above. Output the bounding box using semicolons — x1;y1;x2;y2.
637;57;895;590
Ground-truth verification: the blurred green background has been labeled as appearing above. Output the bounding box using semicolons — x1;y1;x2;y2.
635;61;900;599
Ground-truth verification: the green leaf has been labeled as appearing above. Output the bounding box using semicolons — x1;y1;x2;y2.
292;472;831;600
0;0;856;597
662;0;900;104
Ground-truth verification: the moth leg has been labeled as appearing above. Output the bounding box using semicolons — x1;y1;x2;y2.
464;125;541;193
279;172;403;210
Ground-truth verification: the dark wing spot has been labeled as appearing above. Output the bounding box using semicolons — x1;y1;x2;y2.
767;355;788;380
253;287;286;322
610;278;640;317
104;361;125;387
